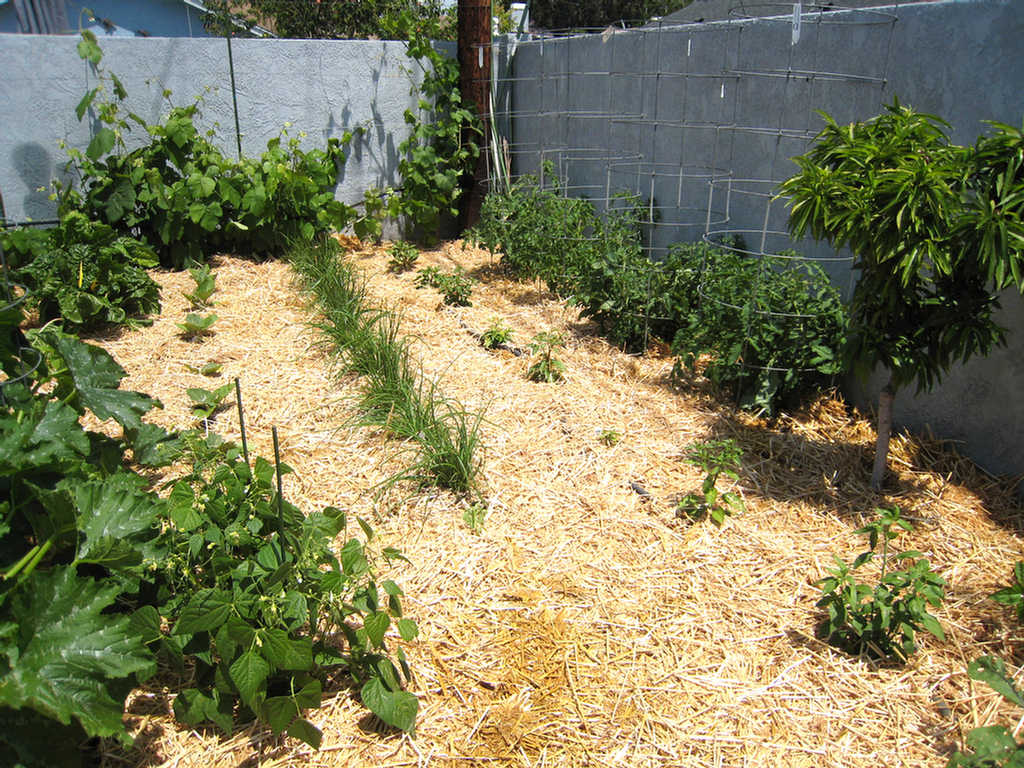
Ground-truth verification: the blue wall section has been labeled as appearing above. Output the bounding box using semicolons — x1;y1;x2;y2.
0;0;212;36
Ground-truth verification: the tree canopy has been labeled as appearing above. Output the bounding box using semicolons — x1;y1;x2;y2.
202;0;455;40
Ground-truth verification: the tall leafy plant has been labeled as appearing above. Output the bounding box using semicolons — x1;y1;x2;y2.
60;31;365;268
383;13;482;240
782;102;1024;489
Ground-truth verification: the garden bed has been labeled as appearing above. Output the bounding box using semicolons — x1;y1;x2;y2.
97;240;1023;768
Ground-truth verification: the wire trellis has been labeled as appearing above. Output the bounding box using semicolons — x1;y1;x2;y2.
473;3;897;390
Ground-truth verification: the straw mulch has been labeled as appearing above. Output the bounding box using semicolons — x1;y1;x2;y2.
93;239;1024;768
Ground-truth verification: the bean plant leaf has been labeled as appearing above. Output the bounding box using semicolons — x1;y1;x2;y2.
173;687;233;734
0;567;153;740
360;677;418;733
230;650;270;710
173;589;233;635
286;717;322;749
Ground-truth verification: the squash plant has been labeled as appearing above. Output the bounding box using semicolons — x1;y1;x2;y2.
0;307;419;764
782;101;1024;489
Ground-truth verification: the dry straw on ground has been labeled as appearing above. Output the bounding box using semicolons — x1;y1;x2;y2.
95;241;1024;768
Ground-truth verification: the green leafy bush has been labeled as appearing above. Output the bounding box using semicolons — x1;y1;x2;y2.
676;439;745;526
1;212;160;331
947;656;1024;767
148;433;419;742
471;173;693;351
468;164;602;294
815;505;945;661
671;241;847;415
59;31;366;268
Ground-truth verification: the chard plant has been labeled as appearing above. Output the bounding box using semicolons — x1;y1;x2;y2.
676;439;745;525
177;312;217;338
782;102;1024;490
184;262;217;308
815;505;945;660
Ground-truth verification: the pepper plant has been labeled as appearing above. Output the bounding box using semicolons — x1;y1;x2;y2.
815;505;945;660
782;101;1024;490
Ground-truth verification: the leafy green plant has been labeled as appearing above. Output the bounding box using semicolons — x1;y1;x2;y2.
1;211;160;331
676;439;745;525
386;15;482;239
947;656;1024;767
991;562;1024;622
815;505;945;660
414;265;475;306
782;102;1024;489
598;428;621;447
481;317;514;350
177;312;218;338
58;32;368;268
463;502;486;533
670;240;847;415
0;312;174;766
290;237;484;495
184;261;217;308
147;434;420;743
468;163;605;295
387;241;420;273
527;331;566;383
187;382;234;420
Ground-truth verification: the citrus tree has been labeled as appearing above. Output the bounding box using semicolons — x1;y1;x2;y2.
781;101;1024;490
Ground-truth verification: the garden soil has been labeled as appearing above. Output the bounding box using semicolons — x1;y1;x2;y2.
93;240;1024;768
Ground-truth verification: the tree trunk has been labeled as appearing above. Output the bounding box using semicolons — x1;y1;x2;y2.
871;381;895;492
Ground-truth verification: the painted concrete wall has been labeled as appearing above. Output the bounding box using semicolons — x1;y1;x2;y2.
504;0;1024;478
0;33;435;224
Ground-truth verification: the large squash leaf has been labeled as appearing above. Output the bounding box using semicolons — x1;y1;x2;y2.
0;567;153;740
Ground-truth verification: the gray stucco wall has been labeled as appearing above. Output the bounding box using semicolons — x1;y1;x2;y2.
503;0;1024;478
0;33;432;224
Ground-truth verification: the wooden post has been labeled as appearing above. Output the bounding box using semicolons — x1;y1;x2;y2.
457;0;491;229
